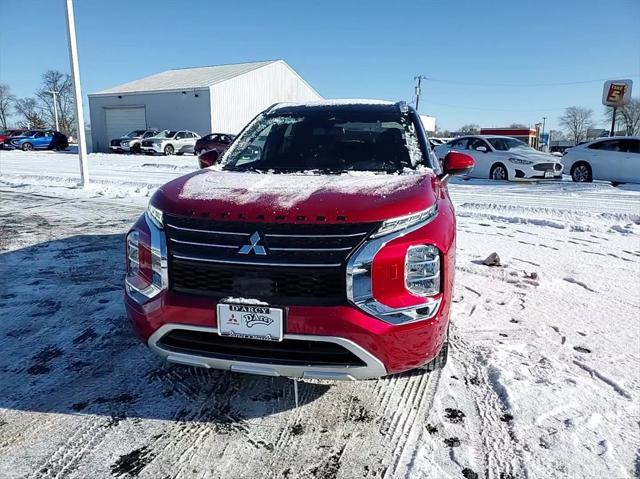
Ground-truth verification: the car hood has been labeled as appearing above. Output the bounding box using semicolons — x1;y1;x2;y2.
507;150;561;162
151;169;439;223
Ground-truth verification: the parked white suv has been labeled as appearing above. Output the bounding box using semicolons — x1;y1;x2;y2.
140;130;201;156
562;136;640;185
434;135;563;181
110;129;160;153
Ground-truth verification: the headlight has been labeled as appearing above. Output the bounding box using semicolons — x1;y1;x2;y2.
146;203;164;229
126;231;140;276
508;157;533;165
405;245;440;296
370;205;438;238
121;141;130;147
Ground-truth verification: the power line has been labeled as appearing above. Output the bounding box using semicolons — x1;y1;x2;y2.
425;101;568;112
427;75;640;88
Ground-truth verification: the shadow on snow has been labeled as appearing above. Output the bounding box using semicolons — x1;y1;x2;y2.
0;233;329;423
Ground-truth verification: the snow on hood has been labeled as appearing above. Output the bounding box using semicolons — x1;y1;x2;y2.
509;150;562;162
177;169;432;209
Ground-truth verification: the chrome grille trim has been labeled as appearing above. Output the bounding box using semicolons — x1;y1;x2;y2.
167;224;250;236
173;253;342;268
169;238;237;249
265;232;367;238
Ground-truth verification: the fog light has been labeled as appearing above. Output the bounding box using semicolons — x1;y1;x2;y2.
405;245;440;296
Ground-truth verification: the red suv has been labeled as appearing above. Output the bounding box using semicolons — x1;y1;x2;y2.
125;101;474;380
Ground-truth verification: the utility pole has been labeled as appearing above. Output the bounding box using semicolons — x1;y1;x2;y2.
414;76;428;112
64;0;89;186
541;116;547;151
48;90;60;131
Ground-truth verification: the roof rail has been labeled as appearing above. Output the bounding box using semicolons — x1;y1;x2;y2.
265;102;282;114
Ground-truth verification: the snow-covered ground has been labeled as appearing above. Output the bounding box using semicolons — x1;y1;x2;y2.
0;150;639;478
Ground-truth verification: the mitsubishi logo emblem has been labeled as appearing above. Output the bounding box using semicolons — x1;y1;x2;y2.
238;232;267;255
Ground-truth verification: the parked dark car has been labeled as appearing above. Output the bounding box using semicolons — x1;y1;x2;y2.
0;129;29;149
194;133;235;156
8;130;69;151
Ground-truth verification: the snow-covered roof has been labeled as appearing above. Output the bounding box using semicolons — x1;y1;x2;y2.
91;60;279;96
273;99;396;109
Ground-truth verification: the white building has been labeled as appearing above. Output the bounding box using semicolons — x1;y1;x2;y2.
88;60;322;152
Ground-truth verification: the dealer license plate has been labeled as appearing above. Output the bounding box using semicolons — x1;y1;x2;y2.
217;303;283;342
544;170;554;178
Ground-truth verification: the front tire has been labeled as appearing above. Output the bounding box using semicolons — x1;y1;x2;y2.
571;163;592;182
164;144;174;156
22;142;34;151
490;163;508;181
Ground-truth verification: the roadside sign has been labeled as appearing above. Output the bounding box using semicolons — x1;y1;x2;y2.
539;133;549;146
602;80;633;106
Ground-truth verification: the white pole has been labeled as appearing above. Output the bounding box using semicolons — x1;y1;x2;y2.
64;0;89;186
49;91;60;131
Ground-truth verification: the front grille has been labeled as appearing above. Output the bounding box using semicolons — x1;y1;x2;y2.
158;329;366;367
110;139;122;147
533;163;557;171
165;214;379;305
141;140;156;147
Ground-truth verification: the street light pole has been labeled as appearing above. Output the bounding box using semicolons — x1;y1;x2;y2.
541;116;547;151
48;90;60;131
64;0;89;186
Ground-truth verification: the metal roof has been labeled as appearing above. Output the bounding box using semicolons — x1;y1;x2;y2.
91;60;279;96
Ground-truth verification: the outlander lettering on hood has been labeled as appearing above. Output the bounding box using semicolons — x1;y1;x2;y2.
124;100;474;380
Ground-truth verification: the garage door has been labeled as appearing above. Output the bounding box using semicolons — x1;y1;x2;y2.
105;107;147;141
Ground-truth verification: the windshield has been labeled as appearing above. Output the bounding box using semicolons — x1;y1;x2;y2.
156;130;177;139
126;130;146;138
143;130;157;138
487;137;533;151
222;110;424;173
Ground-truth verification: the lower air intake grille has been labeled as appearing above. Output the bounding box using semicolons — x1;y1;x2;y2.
158;329;366;367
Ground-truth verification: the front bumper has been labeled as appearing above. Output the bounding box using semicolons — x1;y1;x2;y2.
513;163;563;180
110;145;130;152
125;290;450;379
141;145;163;154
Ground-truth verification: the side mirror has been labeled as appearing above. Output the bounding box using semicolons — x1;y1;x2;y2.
198;149;220;168
476;145;488;153
440;151;474;181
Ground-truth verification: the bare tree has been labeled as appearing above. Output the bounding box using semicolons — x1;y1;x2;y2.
549;129;566;141
13;98;46;129
0;84;16;130
508;123;528;129
35;70;76;135
604;98;640;136
559;107;593;145
457;124;480;134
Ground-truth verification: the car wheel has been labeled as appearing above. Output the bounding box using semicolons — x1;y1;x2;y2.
571;163;592;183
131;144;141;154
490;163;508;181
164;144;174;156
22;142;34;151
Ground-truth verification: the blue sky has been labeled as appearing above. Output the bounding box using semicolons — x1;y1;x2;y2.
1;0;639;131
